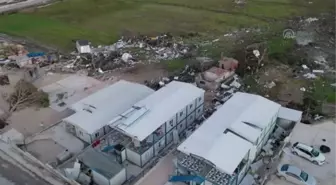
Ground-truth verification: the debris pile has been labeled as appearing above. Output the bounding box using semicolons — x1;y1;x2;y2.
0;42;54;69
144;65;197;90
213;74;242;109
93;34;197;61
46;34;200;75
196;56;238;91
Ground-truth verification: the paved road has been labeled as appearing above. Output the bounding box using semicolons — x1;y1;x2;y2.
0;156;51;185
0;0;49;13
135;152;185;185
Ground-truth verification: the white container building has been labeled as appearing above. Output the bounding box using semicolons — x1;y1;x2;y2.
175;92;302;185
109;81;205;167
63;80;154;143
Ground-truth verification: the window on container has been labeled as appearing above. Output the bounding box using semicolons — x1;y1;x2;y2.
180;111;183;116
95;132;99;138
189;104;193;109
169;120;174;126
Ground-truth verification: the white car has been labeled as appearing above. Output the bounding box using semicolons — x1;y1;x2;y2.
277;164;317;185
292;142;325;165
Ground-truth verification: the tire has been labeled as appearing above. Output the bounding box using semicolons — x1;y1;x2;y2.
292;151;298;155
320;145;331;153
280;176;286;180
313;161;319;165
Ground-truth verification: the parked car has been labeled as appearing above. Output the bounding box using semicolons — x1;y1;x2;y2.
277;164;317;185
292;142;326;165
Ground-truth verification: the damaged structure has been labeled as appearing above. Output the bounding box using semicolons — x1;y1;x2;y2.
76;40;91;54
173;92;302;185
196;57;238;90
62;80;154;143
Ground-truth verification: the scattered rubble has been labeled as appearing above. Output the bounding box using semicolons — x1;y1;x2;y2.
43;34;204;75
264;81;276;89
0;14;334;123
0;74;9;85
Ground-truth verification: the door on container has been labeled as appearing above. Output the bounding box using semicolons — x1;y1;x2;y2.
65;122;76;134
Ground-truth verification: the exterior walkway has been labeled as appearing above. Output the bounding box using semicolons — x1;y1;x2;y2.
135;151;179;185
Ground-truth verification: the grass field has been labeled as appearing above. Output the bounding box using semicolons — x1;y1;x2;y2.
0;0;334;50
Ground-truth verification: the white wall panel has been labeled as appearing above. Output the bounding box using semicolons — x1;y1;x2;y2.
195;104;204;119
74;125;92;143
166;129;174;145
177;120;186;134
141;146;154;166
186;99;196;115
196;94;204;107
126;148;141;166
177;107;187;124
109;168;126;185
187;112;195;126
154;137;166;155
92;170;109;185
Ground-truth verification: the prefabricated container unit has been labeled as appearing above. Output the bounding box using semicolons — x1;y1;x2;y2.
125;94;205;167
92;168;127;185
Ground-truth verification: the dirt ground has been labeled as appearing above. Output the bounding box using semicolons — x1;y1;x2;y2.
0;70;74;136
258;64;306;105
98;63;169;84
0;62;169;138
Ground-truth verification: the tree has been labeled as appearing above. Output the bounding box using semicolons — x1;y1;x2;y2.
1;79;49;121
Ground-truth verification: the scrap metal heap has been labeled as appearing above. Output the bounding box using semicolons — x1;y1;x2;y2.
177;152;233;185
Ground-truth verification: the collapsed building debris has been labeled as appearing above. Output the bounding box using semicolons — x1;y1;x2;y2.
196;56;238;91
43;34;201;75
196;67;234;90
0;42;57;69
92;33;197;62
144;65;197;90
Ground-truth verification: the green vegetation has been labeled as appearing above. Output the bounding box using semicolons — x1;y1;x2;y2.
0;0;334;49
165;59;187;72
302;78;336;114
309;78;336;104
267;38;295;57
267;37;297;64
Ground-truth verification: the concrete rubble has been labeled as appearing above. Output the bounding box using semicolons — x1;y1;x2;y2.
0;42;56;69
39;34;203;76
196;56;238;90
